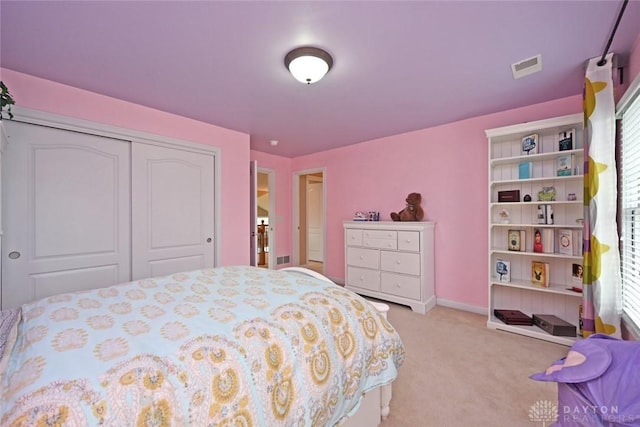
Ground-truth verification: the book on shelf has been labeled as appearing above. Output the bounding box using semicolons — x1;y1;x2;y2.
518;161;533;179
578;304;583;335
556;153;574;176
542;229;554;253
534;228;554;253
494;309;533;326
571;263;583;292
531;261;550;287
537;205;546;224
495;259;511;282
558;229;573;255
533;228;543;253
573;229;583;256
521;133;539;155
558;128;575;151
545;205;554;224
508;229;526;252
537;204;554;225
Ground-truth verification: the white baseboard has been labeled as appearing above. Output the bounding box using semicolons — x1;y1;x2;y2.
436;298;487;316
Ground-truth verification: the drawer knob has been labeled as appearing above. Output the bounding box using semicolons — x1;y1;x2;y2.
396;283;401;288
396;260;401;264
359;256;364;260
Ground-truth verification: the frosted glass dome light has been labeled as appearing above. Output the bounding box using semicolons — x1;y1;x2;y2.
285;47;333;84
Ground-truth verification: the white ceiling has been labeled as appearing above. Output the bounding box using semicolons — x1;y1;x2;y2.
1;1;639;158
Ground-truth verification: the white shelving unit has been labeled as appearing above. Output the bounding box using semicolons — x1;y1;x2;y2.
486;113;584;345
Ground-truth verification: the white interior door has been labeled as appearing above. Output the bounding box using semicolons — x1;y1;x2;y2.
131;142;215;280
2;121;131;309
307;181;324;262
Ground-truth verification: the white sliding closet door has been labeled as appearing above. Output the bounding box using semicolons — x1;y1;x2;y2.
2;121;131;309
131;142;215;280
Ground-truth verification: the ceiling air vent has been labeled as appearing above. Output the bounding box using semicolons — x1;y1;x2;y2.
511;54;542;79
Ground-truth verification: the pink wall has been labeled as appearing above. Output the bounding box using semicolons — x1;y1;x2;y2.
1;68;251;266
249;150;293;266
292;95;582;310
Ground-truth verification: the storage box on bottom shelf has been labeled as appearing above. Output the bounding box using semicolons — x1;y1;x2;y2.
488;273;582;344
532;314;577;337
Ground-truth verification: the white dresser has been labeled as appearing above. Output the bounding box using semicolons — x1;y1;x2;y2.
343;221;435;314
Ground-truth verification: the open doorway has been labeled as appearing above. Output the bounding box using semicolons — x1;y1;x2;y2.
250;162;276;268
293;168;325;274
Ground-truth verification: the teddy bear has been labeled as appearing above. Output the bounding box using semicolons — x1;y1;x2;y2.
390;192;425;221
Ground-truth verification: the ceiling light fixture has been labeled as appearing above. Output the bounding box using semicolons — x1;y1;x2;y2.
284;46;333;84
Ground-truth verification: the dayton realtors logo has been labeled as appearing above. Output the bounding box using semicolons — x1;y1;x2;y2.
529;400;558;426
559;405;639;424
529;401;640;425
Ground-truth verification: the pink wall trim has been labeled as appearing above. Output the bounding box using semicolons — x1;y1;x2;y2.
249;150;293;266
1;68;251;266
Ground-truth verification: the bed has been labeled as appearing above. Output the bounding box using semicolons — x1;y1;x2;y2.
0;265;404;426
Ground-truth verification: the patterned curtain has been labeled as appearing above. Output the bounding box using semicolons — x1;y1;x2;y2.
582;52;621;338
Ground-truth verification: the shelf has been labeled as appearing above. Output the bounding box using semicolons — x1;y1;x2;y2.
490;279;583;297
490;200;583;207
491;223;583;229
485;113;583;141
487;319;579;346
490;148;583;166
491;249;582;260
490;174;583;186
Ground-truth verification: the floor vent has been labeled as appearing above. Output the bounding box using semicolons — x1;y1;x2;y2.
511;54;542;79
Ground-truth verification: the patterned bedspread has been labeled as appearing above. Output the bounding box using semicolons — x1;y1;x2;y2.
0;266;404;426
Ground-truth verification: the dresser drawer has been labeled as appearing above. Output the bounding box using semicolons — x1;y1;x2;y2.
381;272;421;300
347;267;380;291
347;247;380;269
398;231;420;252
362;230;397;249
380;251;420;275
346;228;363;246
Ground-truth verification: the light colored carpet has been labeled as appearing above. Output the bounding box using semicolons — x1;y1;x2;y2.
379;303;569;427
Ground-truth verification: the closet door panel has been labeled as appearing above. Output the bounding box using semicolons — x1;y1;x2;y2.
132;143;215;280
1;121;131;309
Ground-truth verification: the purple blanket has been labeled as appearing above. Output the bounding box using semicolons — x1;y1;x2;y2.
531;334;640;426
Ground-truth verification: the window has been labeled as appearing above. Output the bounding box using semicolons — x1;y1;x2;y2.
618;74;640;335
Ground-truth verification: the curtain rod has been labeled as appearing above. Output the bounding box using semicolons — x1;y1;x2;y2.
598;0;629;66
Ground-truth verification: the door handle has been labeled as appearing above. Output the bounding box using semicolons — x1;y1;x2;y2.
8;251;21;259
